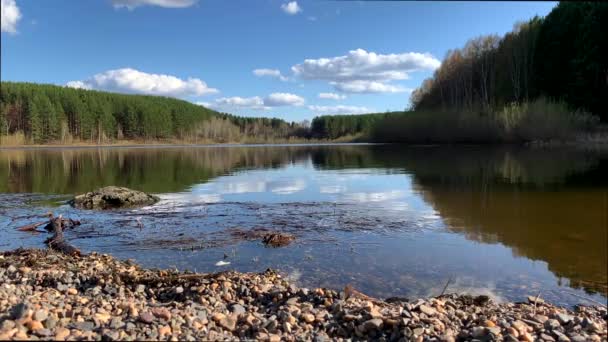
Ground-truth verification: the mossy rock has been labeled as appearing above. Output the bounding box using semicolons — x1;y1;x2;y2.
69;186;160;210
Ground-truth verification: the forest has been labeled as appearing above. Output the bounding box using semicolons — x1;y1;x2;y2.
0;82;310;144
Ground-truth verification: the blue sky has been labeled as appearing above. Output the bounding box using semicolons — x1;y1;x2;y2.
1;0;557;122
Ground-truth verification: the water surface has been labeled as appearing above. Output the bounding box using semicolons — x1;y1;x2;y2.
1;144;606;307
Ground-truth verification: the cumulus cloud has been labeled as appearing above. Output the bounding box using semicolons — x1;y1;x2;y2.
1;0;21;34
331;80;410;94
112;0;197;9
264;92;305;106
318;92;346;100
215;96;267;110
207;92;304;111
308;105;372;115
65;81;92;90
281;1;301;15
66;68;219;97
291;48;440;93
253;68;288;82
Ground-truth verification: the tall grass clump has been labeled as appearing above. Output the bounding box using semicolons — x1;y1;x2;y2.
371;98;599;144
496;98;599;142
0;131;30;146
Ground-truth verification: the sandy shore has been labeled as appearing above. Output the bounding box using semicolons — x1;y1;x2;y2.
0;248;606;341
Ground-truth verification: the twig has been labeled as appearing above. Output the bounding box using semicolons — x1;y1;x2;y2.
440;276;453;296
532;291;541;316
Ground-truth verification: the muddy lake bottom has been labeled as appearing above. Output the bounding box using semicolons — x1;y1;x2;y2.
0;144;606;308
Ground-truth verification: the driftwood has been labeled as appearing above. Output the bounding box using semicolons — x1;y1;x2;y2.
44;215;81;256
15;213;82;256
16;221;48;232
262;232;295;247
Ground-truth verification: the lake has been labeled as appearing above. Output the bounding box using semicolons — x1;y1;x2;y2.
0;144;606;308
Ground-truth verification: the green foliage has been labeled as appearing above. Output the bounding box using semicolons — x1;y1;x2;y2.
310;112;399;139
0;82;309;144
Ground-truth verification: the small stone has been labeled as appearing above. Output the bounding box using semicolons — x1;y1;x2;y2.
10;302;30;320
484;320;496;327
7;265;17;273
269;334;281;342
301;313;315;323
1;320;16;330
229;304;246;315
26;320;44;331
413;327;424;336
541;333;556;341
487;327;501;336
520;332;534;342
33;310;48;322
175;286;184;294
54;327;70;341
545;319;561;330
139;312;154;324
219;315;237;331
419;304;437;316
75;321;95;331
534;315;549;324
471;326;485;338
151;307;171;321
66;288;77;295
362;318;383;331
159;325;171;336
136;284;146;293
556;313;573;325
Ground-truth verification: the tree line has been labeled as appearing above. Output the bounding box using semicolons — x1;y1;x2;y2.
0;82;310;144
310;2;605;143
411;2;607;122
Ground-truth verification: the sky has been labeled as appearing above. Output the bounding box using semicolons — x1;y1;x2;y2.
1;0;557;122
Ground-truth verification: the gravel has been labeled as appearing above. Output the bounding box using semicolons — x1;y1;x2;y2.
0;248;606;341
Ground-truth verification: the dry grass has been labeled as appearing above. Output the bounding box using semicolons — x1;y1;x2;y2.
372;98;601;144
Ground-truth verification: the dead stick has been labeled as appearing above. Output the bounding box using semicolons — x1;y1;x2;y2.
532;291;541;316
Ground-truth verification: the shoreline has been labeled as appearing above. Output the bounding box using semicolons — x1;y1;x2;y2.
0;248;606;341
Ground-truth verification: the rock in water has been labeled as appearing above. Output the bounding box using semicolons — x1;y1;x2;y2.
69;186;159;210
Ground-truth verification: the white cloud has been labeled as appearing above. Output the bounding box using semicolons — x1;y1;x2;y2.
308;105;372;115
112;0;197;9
65;81;92;90
320;185;346;194
264;92;305;106
270;179;306;195
204;93;305;111
1;0;21;34
343;190;406;203
281;1;301;15
215;96;268;110
66;68;218;97
291;48;440;93
332;80;410;94
253;68;288;82
307;16;317;21
318;92;346;100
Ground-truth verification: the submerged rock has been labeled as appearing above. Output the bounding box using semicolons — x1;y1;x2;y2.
69;186;159;210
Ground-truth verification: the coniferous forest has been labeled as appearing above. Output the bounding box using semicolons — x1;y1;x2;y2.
0;82;310;144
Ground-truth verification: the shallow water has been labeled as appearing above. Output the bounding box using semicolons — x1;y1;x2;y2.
0;144;606;307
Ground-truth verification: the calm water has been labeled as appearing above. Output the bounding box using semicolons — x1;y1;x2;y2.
0;144;606;307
